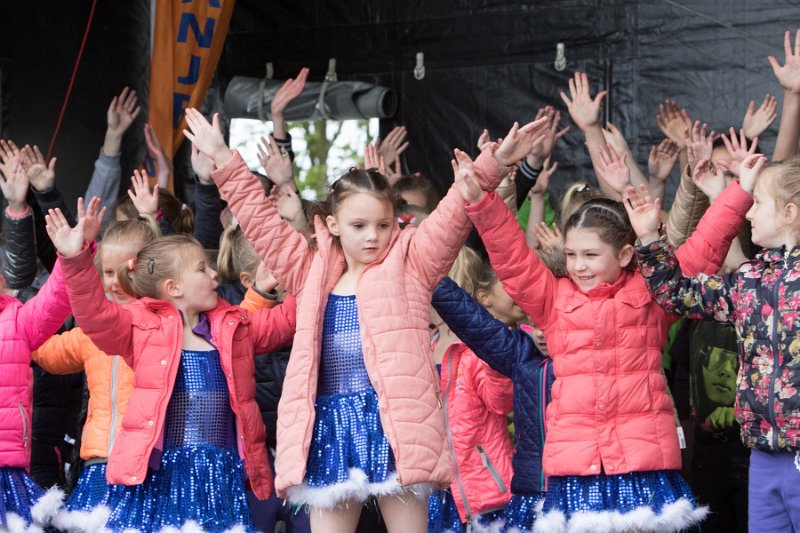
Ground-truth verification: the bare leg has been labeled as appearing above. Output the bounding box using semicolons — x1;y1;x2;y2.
308;502;362;533
378;493;428;533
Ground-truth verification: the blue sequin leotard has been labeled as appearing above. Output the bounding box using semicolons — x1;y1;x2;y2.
286;294;400;508
104;350;255;533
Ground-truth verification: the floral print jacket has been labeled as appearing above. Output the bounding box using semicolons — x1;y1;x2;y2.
638;238;800;453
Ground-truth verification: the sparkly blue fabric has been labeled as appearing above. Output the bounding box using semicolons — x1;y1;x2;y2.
105;350;255;533
428;489;507;533
542;469;698;517
304;294;395;492
500;492;543;531
318;294;372;395
64;463;128;513
0;467;45;527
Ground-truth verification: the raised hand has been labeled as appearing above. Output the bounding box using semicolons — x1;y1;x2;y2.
737;153;768;194
691;159;726;201
45;207;85;258
532;221;563;253
107;87;141;137
648;139;679;183
254;262;280;294
0;160;29;214
528;157;558;196
190;143;214;185
257;135;294;187
528;106;570;167
0;140;20;180
656;99;692;149
144;124;172;189
269;185;305;228
363;144;387;174
78;196;107;243
127;170;159;215
453;149;483;204
183;109;232;167
271;67;309;118
494;118;549;167
742;94;778;138
560;72;607;131
376;126;409;165
595;144;631;196
685;121;715;172
768;29;800;94
720;127;759;176
623;184;662;244
476;129;492;151
20;145;57;192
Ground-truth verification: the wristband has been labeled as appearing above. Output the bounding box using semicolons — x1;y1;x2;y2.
252;281;278;301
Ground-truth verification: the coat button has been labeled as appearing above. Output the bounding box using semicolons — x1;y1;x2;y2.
148;420;154;426
168;315;174;320
132;476;137;481
229;320;235;325
590;465;597;471
599;404;605;411
228;372;233;378
608;465;615;471
160;360;167;365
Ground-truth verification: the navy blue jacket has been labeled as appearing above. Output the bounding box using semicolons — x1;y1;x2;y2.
432;277;555;494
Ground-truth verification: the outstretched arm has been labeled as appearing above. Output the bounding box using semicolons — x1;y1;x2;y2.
432;277;543;377
770;29;800;161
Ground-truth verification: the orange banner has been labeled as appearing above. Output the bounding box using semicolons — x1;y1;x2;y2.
147;0;235;190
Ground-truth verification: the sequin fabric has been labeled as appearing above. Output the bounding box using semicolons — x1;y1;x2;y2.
0;467;45;527
297;295;396;502
500;492;543;531
542;469;698;518
318;294;372;395
63;462;128;513
104;350;255;533
427;489;507;533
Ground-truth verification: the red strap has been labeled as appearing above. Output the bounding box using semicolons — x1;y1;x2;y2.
46;0;99;161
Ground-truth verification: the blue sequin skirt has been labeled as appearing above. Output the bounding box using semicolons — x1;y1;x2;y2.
498;492;544;532
0;467;62;530
102;444;255;533
52;463;131;532
286;389;428;508
428;489;507;533
534;470;708;533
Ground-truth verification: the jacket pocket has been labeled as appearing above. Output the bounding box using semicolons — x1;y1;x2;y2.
18;403;28;449
476;445;507;494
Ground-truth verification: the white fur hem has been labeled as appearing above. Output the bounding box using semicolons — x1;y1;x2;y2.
117;522;250;533
533;498;709;533
29;485;64;525
51;505;112;533
285;467;436;509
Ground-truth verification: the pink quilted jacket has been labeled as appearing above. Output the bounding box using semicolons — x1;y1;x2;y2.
0;258;72;468
441;343;514;522
59;247;297;499
212;148;509;496
466;186;752;476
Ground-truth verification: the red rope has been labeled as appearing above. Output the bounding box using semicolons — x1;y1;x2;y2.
46;0;99;161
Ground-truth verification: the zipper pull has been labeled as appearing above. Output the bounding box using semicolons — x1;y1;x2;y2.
436;392;442;409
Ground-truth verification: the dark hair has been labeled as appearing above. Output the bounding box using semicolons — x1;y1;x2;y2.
392;174;439;213
564;198;636;268
323;167;396;217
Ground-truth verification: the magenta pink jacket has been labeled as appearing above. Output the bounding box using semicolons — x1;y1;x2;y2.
0;258;72;468
212;148;510;497
466;184;752;476
59;246;297;499
441;343;514;522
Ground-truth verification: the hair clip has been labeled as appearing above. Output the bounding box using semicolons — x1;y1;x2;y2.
577;184;592;193
147;257;156;275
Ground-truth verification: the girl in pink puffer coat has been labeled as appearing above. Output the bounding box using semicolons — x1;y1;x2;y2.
184;108;548;533
457;156;753;531
0;197;100;531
